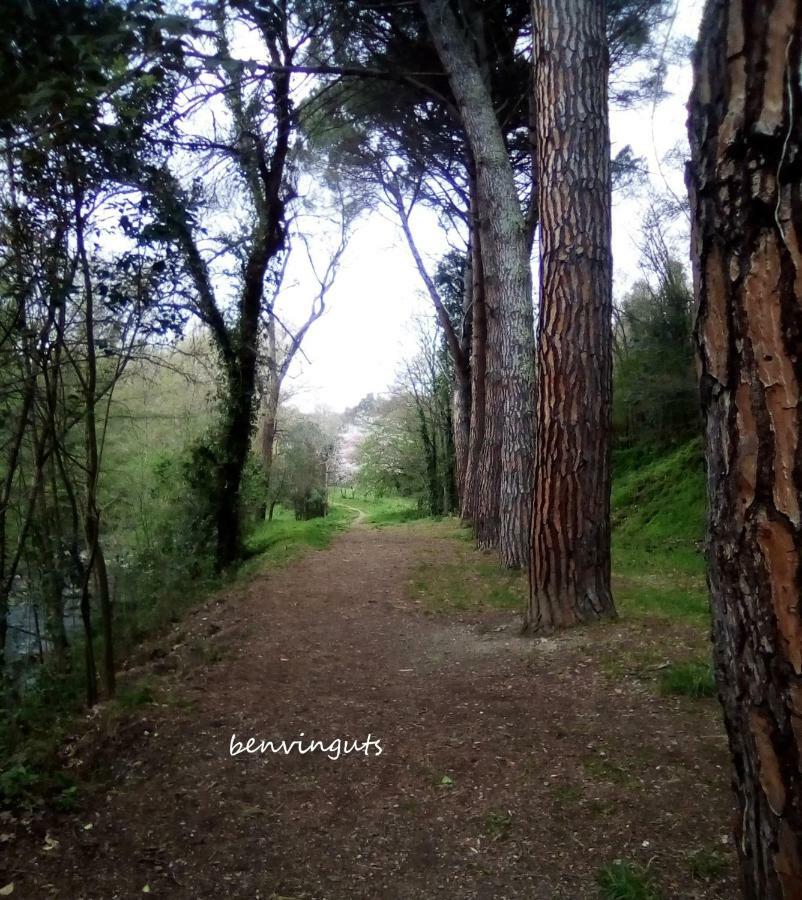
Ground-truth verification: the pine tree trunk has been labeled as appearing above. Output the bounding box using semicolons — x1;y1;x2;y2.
421;0;536;567
452;378;470;501
462;184;487;525
475;279;504;549
688;1;802;896
526;0;616;630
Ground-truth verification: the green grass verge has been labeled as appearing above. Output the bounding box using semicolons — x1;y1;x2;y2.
611;439;709;623
597;862;663;900
658;661;717;698
243;503;356;568
407;439;710;626
333;493;426;526
410;524;527;615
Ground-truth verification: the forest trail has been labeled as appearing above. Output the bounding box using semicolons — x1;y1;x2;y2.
6;519;736;899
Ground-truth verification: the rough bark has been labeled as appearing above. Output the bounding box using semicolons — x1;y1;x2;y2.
452;376;471;501
687;1;802;896
475;293;504;549
526;0;616;631
420;0;536;568
461;181;487;524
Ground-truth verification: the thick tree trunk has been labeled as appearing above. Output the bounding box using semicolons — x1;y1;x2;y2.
421;0;536;568
687;1;802;896
526;0;616;631
216;368;257;570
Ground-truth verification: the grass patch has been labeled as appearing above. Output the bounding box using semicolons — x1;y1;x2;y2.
483;809;513;841
597;862;663;900
611;439;709;626
658;661;716;699
334;493;427;526
599;645;664;681
612;439;706;554
411;553;526;614
552;784;582;805
686;847;729;880
582;756;629;784
244;503;355;567
114;680;156;710
611;575;709;625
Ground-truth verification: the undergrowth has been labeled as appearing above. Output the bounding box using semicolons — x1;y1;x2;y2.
1;502;355;812
597;861;663;900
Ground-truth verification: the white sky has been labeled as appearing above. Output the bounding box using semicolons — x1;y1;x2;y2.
283;0;704;414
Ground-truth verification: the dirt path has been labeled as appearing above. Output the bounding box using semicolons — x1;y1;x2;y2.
5;520;736;899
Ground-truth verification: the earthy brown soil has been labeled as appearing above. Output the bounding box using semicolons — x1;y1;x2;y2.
3;520;737;899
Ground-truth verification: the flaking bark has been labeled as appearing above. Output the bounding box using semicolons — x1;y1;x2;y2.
687;0;802;896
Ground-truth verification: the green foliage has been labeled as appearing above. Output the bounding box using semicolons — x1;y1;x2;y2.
0;750;78;814
345;494;425;526
269;410;335;520
597;862;663;900
658;662;716;699
355;396;428;499
354;318;458;516
109;438;220;649
434;250;467;328
0;763;42;809
613;240;698;449
0;660;84;765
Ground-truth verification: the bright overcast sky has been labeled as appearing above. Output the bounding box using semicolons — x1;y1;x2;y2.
285;0;703;414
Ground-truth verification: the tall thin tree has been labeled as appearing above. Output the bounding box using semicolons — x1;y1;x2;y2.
419;0;536;568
